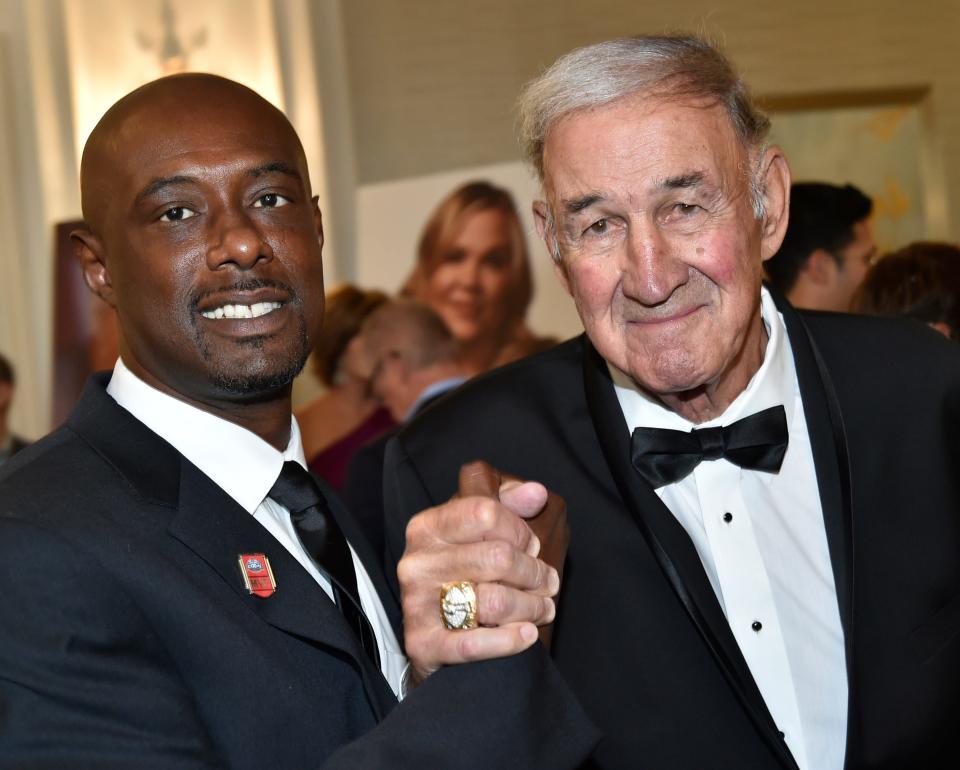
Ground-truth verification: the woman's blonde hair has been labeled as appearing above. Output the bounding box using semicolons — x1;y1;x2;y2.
403;180;533;329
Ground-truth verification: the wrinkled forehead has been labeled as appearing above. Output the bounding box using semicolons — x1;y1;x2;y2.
540;93;749;201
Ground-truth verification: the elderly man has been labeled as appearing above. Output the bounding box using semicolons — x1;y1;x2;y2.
0;74;597;768
384;36;960;770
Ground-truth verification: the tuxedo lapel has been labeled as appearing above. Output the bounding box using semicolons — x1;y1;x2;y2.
580;340;799;770
774;295;857;760
775;296;854;647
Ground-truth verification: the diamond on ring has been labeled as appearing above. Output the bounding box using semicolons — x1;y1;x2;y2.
440;581;478;630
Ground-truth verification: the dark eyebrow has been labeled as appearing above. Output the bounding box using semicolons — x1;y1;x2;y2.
247;161;302;181
561;193;604;214
135;175;198;206
134;162;304;208
658;172;706;191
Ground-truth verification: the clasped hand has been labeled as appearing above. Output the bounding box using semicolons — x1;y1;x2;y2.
398;461;568;684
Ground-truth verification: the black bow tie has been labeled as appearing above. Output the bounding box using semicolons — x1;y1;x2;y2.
630;405;789;489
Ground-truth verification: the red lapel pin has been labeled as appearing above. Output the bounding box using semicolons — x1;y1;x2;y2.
238;553;276;598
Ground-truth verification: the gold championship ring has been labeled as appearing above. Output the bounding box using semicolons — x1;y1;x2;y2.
439;581;478;630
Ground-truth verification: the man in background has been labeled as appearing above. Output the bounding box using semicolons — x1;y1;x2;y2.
0;353;28;465
765;182;876;311
344;299;468;555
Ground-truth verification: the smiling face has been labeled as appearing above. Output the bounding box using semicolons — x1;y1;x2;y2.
422;207;517;347
535;94;790;418
74;75;325;413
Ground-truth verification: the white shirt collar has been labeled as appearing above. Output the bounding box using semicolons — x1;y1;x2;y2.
105;358;305;514
611;287;797;431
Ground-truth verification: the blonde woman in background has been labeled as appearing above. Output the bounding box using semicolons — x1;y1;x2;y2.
403;181;554;374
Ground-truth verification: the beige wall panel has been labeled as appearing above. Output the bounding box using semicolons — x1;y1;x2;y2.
343;0;960;238
63;0;285;160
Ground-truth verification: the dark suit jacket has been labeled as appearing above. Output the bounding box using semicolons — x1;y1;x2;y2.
383;296;960;769
344;384;461;560
0;433;28;464
0;374;597;769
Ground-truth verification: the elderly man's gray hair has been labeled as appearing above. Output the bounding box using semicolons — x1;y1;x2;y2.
517;35;771;223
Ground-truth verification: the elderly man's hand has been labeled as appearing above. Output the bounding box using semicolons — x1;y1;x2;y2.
398;463;561;685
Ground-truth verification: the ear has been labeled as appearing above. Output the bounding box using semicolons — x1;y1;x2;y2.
0;382;11;412
312;196;325;250
803;248;838;287
757;146;792;263
72;227;116;307
532;199;573;296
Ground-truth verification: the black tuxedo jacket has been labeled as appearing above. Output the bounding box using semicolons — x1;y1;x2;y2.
383;297;960;769
0;375;597;769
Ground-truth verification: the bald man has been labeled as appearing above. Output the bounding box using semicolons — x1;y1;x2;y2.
0;75;595;769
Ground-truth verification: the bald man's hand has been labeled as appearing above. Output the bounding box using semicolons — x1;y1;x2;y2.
398;461;568;685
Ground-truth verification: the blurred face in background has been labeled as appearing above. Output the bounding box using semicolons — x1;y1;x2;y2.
830;218;876;311
421;207;517;347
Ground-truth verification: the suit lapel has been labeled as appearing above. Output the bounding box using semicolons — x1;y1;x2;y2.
580;339;799;770
171;464;397;719
68;375;397;719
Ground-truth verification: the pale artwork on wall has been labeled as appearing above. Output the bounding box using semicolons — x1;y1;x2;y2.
62;0;284;165
768;101;928;255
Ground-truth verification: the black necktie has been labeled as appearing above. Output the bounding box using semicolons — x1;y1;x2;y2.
630;405;789;489
268;461;380;668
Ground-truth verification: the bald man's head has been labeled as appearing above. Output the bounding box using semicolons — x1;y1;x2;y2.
72;73;326;415
80;74;310;235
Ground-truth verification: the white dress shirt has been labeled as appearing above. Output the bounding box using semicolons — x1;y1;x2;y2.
611;288;847;770
106;359;408;697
